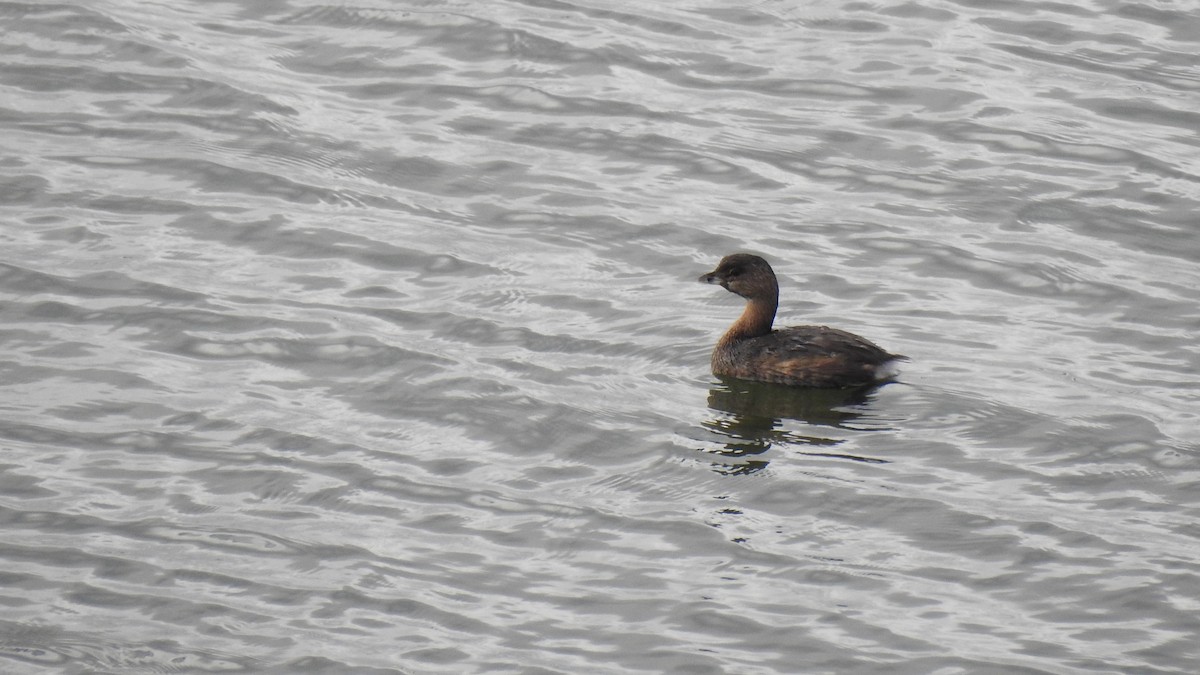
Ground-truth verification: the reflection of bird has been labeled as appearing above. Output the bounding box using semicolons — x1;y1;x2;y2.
702;378;889;472
700;253;905;388
706;377;872;427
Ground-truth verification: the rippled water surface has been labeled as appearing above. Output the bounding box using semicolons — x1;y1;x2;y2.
3;1;1199;673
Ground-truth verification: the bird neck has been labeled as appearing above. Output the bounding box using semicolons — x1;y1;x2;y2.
721;295;777;344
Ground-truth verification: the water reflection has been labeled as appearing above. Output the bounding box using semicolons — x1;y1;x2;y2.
702;377;891;474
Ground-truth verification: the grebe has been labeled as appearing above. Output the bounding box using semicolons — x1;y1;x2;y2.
700;253;904;388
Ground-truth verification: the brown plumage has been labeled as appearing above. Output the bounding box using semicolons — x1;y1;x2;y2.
699;253;905;388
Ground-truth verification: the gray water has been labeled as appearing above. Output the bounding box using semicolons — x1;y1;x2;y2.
2;1;1199;673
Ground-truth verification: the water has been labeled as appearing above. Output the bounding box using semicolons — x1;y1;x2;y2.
2;0;1198;673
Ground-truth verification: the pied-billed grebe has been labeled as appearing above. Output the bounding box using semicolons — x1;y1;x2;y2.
700;253;905;388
